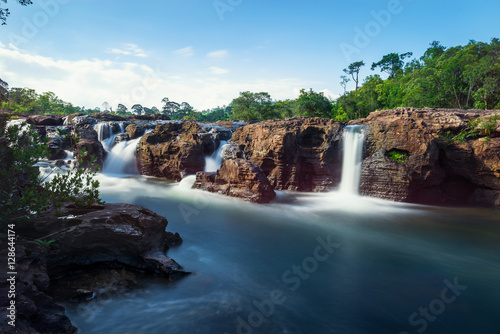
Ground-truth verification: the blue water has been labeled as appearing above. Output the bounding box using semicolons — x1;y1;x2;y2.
63;174;500;334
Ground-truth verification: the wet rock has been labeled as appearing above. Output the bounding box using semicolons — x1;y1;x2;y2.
357;108;500;206
194;158;276;203
137;121;216;181
231;117;343;192
126;123;145;139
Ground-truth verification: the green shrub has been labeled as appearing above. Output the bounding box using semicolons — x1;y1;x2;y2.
386;149;409;163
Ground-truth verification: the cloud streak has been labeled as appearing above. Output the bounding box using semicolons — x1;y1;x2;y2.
106;43;148;58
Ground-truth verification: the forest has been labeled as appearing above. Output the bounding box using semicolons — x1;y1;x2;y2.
1;39;499;121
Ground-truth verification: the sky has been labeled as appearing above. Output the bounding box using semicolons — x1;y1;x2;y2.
0;0;499;111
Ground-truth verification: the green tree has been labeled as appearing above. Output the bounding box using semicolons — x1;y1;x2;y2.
294;89;332;118
371;52;413;78
230;91;273;121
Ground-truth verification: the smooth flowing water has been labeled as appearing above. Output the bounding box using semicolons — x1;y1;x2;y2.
61;126;500;334
339;125;365;195
205;140;229;172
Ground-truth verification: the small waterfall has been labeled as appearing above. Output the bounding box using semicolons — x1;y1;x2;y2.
102;136;143;175
339;125;365;195
204;140;228;172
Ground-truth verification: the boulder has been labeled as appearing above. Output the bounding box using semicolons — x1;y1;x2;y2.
126;123;145;139
231;117;343;192
137;121;215;181
20;203;186;279
194;159;276;203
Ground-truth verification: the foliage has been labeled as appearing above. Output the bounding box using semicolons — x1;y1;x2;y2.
294;89;332;118
386;150;409;163
2;88;82;114
0;116;102;229
343;61;365;97
230;91;275;121
35;239;56;247
469;115;500;136
0;0;32;25
371;52;413;78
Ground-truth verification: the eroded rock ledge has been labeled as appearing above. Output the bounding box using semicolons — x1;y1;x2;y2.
0;203;185;334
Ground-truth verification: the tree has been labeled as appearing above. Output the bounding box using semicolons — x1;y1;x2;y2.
294;89;332;118
131;104;143;115
371;52;413;79
101;101;110;113
340;75;350;95
0;77;8;102
116;104;128;114
343;61;365;97
230;91;273;121
0;0;32;25
161;97;180;117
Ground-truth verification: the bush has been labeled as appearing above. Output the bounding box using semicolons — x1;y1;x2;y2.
386;149;409;163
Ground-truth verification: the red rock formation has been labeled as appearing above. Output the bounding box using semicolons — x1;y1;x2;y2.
231;117;343;192
137;121;216;180
356;108;500;206
194;158;276;203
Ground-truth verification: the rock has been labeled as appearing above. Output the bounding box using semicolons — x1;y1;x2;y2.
26;115;65;126
20;203;186;279
114;132;130;144
89;112;127;122
137;121;216;181
194;158;276;203
0;240;77;334
126;123;145;139
75;138;105;169
357;108;500;206
231;117;343;192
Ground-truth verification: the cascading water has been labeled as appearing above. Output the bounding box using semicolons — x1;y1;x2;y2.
338;125;365;195
204;140;228;172
102;136;143;175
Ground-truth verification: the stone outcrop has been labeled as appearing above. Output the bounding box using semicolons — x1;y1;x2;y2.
137;121;219;180
231;117;343;192
194;158;276;203
19;203;185;279
356;108;500;206
0;240;77;334
26;114;65;126
74;125;105;168
126;123;145;139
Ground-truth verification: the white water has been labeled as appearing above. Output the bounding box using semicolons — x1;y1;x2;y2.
338;125;365;195
102;136;143;175
204;140;228;172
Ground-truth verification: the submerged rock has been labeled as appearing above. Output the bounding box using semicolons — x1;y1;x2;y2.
194;158;276;203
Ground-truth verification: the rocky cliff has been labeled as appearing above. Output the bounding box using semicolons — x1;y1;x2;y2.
356;108;500;207
231;117;343;192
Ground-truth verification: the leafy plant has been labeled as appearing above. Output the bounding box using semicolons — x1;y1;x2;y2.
35;239;56;247
386;149;409;163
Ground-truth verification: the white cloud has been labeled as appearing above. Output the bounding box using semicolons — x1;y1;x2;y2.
0;46;322;111
208;66;229;75
105;43;148;58
173;46;194;57
207;49;228;59
320;88;340;100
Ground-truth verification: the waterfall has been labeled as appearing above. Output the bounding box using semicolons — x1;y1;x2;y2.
338;125;365;195
204;140;228;172
102;136;143;175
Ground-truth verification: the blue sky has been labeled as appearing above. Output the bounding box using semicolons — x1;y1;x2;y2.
0;0;499;110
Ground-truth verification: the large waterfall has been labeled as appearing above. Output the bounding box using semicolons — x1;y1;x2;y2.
338;125;365;195
204;140;228;172
102;136;143;175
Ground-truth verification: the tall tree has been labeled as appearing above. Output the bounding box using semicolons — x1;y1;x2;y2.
131;104;143;115
230;91;273;121
161;97;180;117
371;52;413;79
343;61;365;97
0;0;32;25
340;75;350;95
116;104;128;114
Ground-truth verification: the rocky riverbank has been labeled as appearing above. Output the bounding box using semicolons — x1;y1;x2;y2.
0;202;185;334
